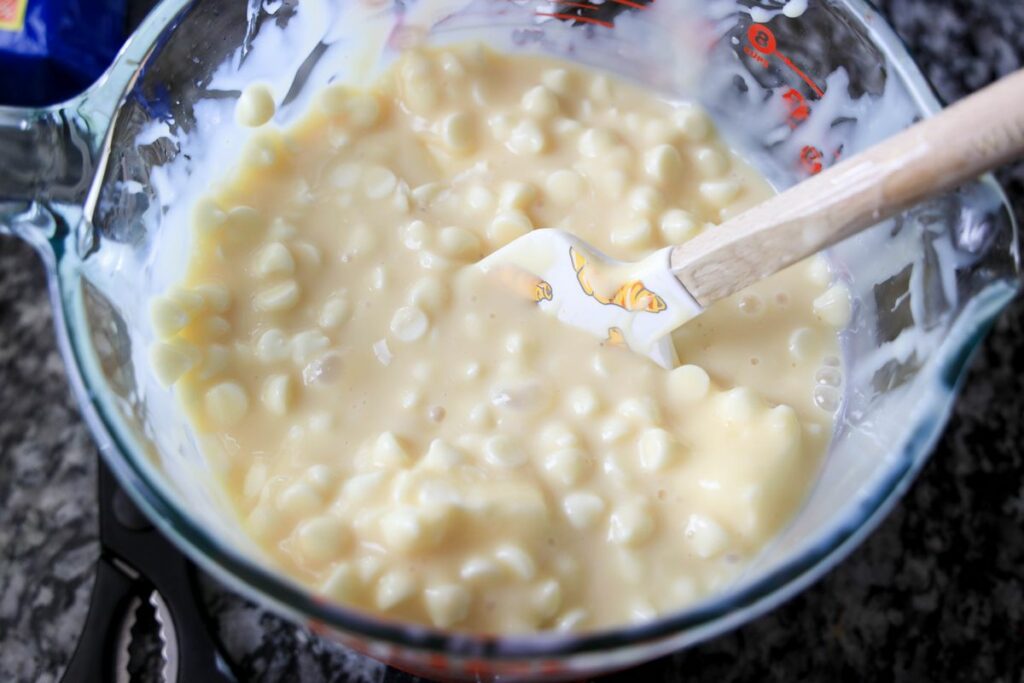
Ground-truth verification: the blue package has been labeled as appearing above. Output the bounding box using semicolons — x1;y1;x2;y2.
0;0;126;106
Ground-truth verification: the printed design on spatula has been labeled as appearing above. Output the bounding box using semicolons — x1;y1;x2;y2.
603;327;627;347
490;265;554;303
569;247;667;313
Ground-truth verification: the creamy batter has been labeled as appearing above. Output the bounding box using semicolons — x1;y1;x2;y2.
147;46;848;633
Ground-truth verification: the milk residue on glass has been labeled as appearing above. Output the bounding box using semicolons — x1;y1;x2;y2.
145;44;851;633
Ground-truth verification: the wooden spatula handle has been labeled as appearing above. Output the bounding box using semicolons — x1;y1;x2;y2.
671;68;1024;307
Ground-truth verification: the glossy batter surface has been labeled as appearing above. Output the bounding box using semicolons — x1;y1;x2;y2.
148;46;848;633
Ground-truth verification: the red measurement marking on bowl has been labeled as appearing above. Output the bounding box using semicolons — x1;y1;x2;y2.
743;45;770;67
746;24;825;98
782;87;811;127
801;145;824;174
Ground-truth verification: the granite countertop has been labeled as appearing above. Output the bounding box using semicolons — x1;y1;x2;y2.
1;1;1023;681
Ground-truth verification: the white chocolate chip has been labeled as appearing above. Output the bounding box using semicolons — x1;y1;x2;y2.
319;294;351;329
487;112;514;141
628;186;666;216
684;513;729;558
556;609;588;632
498;181;537;210
610;217;653;249
487;210;533;248
673;104;711;141
253;280;300;312
668;364;711;403
659;209;697;243
589;75;613;102
291;329;330;366
261;374;293;415
330;162;364;189
608;500;655;546
363;165;398;200
340;471;387;503
194;284;231;313
460;556;502;583
204;382;249;427
242;462;268;500
565;386;599;416
188;345;224;382
198;316;230;340
531;579;562;621
423;584;471;628
630;601;657;623
252;242;295;278
372;338;393;367
617;396;661;424
521;85;560;119
699;179;741;208
494;544;536;580
562;492;606;530
411;183;446;208
408;276;449;314
693;146;729;177
441;112;477;153
638;428;678;472
600;416;632;443
716;387;764;423
506;120;547;156
484;435;527;468
295;516;349;565
541;448;588;487
464;185;495;213
813;284;852;328
256;328;289;364
578;128;620;158
276;480;322;518
373;431;411;469
545;169;586;206
808;256;832;286
355;556;384;584
304;464;338;494
376;569;417;609
149;340;199;386
423;439;464;469
378;508;425;553
437;226;482;261
236;83;276;127
390;305;429;342
150;296;192;339
541;68;571;95
644;144;683;185
268;217;297;242
320;563;358;602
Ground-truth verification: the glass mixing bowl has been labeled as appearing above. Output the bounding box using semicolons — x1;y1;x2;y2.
0;0;1019;679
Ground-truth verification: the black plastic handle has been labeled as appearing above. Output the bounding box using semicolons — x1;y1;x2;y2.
61;461;238;683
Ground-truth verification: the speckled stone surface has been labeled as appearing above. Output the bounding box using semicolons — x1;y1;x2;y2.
1;1;1022;681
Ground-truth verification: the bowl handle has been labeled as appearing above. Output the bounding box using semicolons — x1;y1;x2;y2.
0;100;105;253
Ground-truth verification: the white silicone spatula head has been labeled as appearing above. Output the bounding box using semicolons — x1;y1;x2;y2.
481;68;1024;367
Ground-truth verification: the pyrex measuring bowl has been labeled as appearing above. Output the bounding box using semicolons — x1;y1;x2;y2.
0;0;1019;679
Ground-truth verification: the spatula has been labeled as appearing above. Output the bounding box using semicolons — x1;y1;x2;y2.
479;68;1024;367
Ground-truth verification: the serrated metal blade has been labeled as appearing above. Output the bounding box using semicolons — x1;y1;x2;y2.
114;596;143;683
150;591;179;683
